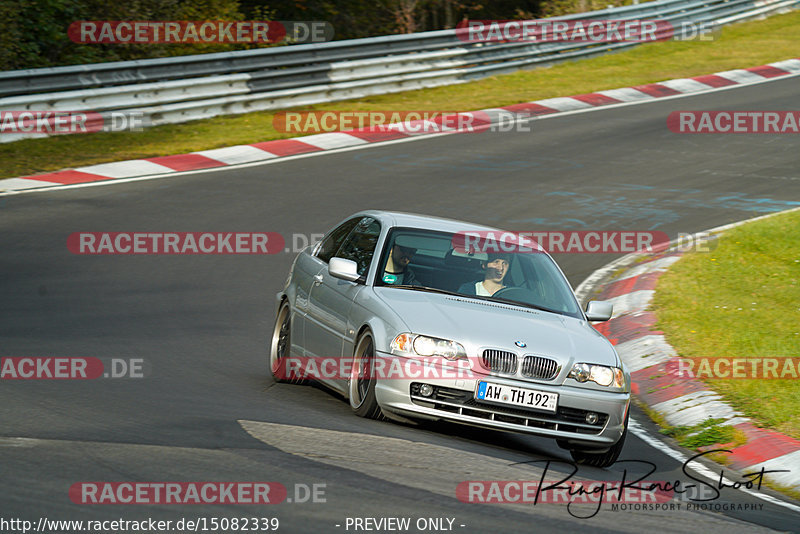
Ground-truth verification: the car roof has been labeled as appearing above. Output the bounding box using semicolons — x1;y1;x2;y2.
355;210;503;234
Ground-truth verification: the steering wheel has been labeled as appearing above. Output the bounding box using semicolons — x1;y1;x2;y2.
491;286;538;302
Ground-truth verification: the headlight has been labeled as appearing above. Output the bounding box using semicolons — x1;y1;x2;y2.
570;363;591;382
568;363;625;388
591;366;614;386
391;333;467;360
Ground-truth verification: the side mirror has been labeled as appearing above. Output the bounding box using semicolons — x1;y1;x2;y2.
585;300;613;322
329;257;360;282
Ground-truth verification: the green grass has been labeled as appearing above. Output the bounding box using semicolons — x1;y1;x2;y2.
653;209;800;440
640;401;747;461
659;417;747;449
2;10;800;178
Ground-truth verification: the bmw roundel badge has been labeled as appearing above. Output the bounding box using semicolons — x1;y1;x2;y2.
515;340;527;348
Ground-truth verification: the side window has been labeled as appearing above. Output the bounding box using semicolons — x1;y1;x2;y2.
316;218;361;263
336;217;381;277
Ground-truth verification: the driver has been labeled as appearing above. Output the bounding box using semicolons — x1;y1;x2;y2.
382;244;419;285
458;253;510;296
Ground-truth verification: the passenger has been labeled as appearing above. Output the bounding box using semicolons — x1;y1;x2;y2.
382;244;419;285
458;253;510;296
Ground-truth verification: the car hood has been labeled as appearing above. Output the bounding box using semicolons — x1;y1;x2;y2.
373;287;619;369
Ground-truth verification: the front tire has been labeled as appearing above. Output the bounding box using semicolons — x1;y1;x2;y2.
349;332;384;420
569;410;629;468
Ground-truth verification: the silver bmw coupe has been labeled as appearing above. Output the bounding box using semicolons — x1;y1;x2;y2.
270;211;630;467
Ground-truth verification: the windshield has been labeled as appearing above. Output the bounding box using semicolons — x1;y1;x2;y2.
374;228;583;319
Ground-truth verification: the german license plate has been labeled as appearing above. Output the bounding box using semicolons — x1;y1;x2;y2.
476;381;558;412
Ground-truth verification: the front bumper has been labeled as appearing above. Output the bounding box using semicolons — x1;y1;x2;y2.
374;352;629;447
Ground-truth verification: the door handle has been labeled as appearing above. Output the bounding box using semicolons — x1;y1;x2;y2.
313;274;324;285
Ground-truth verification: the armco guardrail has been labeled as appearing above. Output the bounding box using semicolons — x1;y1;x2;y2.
1;0;797;142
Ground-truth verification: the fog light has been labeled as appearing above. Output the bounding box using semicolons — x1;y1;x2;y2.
585;412;599;425
419;384;434;397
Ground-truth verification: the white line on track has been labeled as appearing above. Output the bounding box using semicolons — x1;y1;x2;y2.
628;419;800;514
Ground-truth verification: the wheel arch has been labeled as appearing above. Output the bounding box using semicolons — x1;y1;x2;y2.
354;318;395;354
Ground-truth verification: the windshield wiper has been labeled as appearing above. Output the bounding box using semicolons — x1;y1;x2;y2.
484;295;564;316
387;285;464;297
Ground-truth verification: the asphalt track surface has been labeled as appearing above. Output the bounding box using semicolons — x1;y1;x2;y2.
2;74;799;533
